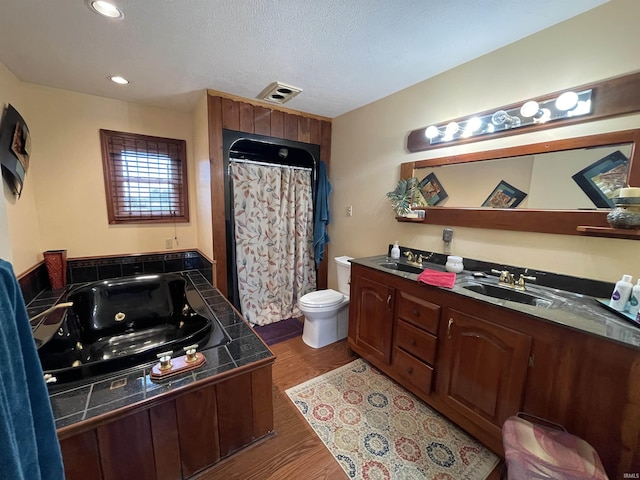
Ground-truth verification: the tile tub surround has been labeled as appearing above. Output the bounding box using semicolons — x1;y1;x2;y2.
360;250;640;349
28;270;273;431
18;250;214;305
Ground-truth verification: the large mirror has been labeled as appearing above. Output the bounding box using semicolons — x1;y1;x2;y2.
400;129;640;236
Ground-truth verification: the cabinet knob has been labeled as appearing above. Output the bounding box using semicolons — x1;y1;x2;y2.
413;308;419;317
406;367;413;374
410;338;417;346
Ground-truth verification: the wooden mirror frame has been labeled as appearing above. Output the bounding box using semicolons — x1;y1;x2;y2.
400;128;640;237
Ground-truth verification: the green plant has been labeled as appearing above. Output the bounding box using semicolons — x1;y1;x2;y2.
387;177;421;216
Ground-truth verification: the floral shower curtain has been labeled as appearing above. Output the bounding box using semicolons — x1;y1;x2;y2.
231;162;316;326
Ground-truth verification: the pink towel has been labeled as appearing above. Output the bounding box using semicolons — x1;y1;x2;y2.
417;268;456;288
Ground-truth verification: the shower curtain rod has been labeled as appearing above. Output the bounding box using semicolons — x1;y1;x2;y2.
230;157;313;171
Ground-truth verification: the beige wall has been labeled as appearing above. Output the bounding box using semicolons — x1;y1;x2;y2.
1;65;199;274
0;62;41;270
330;0;640;286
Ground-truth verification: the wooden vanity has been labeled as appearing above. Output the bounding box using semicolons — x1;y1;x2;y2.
348;261;640;477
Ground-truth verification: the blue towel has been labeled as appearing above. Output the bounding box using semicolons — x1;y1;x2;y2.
0;260;64;480
313;161;332;268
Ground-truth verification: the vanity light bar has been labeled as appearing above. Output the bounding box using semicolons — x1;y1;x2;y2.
423;89;593;146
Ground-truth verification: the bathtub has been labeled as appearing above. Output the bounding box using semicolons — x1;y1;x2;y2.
36;272;230;386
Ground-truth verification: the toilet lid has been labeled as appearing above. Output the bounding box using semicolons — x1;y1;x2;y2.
300;289;345;308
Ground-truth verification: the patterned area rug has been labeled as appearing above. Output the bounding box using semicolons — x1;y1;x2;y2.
253;317;304;346
286;359;499;479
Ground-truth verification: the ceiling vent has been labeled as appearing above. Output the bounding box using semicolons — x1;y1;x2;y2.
257;82;302;105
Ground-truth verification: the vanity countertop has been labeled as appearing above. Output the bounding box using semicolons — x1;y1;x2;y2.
351;254;640;350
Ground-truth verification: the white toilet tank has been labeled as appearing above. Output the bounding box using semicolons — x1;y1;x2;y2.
335;256;352;296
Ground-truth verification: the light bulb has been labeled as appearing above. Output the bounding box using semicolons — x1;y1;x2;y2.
425;125;440;139
109;75;129;85
465;117;483;133
445;122;459;135
555;91;579;111
520;101;540;118
89;1;123;19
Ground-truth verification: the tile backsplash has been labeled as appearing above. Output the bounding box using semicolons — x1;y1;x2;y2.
19;250;214;304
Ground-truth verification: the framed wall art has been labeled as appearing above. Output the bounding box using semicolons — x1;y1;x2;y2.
571;149;629;208
0;104;30;197
482;180;527;208
418;172;448;206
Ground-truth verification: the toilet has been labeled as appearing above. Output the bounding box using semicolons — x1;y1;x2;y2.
299;256;352;348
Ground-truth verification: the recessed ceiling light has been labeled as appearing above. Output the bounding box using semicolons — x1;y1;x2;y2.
87;0;124;19
109;75;129;85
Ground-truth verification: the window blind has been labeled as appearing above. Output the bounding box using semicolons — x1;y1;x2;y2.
100;130;189;224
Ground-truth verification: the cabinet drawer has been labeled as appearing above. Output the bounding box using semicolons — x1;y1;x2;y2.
396;320;437;365
397;291;440;335
392;347;434;398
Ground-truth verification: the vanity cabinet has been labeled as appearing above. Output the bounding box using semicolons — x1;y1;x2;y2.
438;308;532;441
347;261;640;476
391;290;440;397
348;269;395;364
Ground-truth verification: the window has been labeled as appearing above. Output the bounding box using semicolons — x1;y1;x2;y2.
100;129;189;224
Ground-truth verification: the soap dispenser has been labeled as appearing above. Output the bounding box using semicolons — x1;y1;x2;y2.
391;241;400;259
610;274;633;311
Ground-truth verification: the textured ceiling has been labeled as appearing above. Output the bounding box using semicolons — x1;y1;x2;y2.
0;0;608;118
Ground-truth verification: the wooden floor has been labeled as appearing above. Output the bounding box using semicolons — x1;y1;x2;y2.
195;336;502;480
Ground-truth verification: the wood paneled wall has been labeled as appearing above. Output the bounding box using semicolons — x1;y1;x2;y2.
207;91;332;296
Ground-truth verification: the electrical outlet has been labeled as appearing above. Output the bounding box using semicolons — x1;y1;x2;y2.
165;238;173;249
346;205;353;217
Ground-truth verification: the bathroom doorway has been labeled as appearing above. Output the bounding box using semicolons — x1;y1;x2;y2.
223;130;320;325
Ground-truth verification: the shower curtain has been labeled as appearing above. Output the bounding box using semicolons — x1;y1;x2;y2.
231;162;316;326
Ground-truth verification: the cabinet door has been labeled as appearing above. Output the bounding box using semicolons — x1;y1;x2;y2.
439;308;532;439
348;274;394;364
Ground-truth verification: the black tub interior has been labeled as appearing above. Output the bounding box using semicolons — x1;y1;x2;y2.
36;273;230;386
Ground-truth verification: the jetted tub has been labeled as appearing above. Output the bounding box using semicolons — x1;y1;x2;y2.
35;272;230;387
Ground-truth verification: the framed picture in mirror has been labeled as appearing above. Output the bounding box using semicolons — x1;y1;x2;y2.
482;180;527;208
571;150;629;208
418;172;448;206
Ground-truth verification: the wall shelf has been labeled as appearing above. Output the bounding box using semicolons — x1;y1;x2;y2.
577;225;640;239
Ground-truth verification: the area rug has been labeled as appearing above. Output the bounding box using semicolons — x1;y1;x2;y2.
253;317;304;346
286;358;499;480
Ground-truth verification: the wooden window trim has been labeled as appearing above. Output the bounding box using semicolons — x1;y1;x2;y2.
100;129;189;224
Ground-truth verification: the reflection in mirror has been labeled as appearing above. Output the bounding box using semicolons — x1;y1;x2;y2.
400;129;640;236
414;144;632;210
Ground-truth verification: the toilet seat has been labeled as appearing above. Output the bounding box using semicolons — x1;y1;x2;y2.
300;289;344;309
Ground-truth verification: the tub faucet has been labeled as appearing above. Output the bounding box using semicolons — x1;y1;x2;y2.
29;302;73;323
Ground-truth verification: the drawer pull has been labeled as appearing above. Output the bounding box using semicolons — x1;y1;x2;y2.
410;338;417;346
406;367;413;374
413;308;419;317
